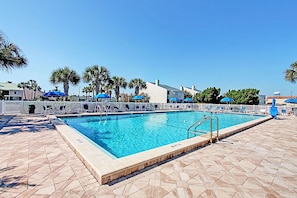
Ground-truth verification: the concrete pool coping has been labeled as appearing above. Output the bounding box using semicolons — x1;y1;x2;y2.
50;111;272;185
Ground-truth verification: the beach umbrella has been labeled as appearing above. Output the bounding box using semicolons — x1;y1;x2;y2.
284;98;297;115
270;106;278;118
169;97;179;103
220;97;234;103
271;98;276;107
43;91;66;97
94;93;110;99
132;95;144;100
270;98;278;118
284;98;297;104
284;98;297;110
184;98;193;103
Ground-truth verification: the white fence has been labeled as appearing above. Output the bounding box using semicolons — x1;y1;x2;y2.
0;101;294;115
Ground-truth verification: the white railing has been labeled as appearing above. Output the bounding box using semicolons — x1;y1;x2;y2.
0;100;293;115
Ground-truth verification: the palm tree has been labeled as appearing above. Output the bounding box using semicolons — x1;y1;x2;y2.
285;61;297;84
0;32;27;70
18;82;28;100
128;78;147;95
83;65;110;95
111;76;127;102
50;66;80;98
27;79;39;100
27;80;41;99
103;79;113;98
82;85;93;101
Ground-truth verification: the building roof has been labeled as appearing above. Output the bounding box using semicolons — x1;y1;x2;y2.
0;82;23;91
151;82;182;92
182;85;201;93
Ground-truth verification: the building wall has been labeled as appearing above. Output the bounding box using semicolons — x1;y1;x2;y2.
180;85;200;97
258;95;266;105
266;96;297;105
142;81;167;103
4;90;23;100
0;82;23;101
167;90;184;102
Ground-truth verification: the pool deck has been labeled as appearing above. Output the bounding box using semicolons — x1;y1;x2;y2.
0;114;297;197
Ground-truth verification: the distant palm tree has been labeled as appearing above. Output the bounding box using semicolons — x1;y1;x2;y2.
27;79;39;100
285;61;297;84
128;78;147;95
0;32;27;70
111;76;127;102
82;85;93;101
50;66;80;98
18;82;28;100
83;65;110;95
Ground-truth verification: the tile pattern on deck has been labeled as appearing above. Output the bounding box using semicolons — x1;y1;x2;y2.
0;114;297;197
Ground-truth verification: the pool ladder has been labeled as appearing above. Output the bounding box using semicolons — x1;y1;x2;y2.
187;115;219;143
96;105;108;117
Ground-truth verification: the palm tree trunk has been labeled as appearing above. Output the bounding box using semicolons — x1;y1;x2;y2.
23;88;26;100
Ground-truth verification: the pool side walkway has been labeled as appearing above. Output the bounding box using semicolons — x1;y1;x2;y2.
0;114;297;197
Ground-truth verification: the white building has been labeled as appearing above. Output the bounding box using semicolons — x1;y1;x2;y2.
258;95;266;105
180;84;201;97
141;80;184;103
0;82;23;100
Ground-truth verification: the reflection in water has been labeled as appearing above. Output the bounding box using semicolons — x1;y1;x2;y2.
144;113;168;129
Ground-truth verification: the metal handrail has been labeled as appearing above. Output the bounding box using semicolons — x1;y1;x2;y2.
209;115;219;143
187;115;219;143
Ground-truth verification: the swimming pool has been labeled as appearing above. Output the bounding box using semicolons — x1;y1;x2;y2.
54;111;270;184
61;111;263;158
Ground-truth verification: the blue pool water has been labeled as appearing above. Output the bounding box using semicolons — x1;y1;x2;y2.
61;111;263;158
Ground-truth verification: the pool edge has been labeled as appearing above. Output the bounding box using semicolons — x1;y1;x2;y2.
50;113;272;185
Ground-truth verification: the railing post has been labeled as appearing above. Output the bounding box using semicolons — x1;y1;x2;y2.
216;116;219;141
210;118;213;144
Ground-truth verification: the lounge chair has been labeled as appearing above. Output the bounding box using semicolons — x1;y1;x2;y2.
214;106;225;112
95;104;102;112
43;105;54;114
59;105;66;114
240;107;246;113
125;104;130;111
288;108;296;116
105;105;111;112
205;105;213;111
281;109;287;115
83;104;93;112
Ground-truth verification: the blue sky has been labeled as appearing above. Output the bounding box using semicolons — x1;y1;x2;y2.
1;0;296;97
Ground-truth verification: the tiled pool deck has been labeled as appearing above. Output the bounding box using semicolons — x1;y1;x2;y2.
0;114;297;197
